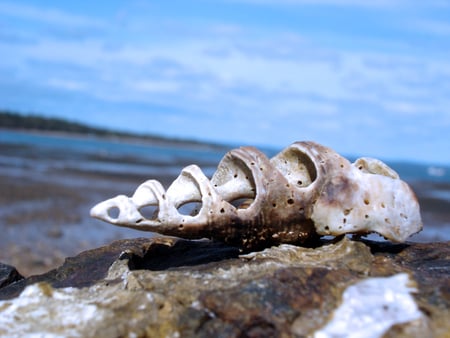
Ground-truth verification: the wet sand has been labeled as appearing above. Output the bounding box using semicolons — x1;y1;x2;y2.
0;166;179;276
0;139;449;276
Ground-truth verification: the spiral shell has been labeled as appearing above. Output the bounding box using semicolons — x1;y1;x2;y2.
90;141;422;251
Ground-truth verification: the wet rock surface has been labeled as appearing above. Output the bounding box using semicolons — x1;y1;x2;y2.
0;236;449;337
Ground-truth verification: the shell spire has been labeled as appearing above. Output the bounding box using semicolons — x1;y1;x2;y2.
90;142;422;251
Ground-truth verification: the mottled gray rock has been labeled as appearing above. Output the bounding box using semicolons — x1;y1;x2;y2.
0;236;448;337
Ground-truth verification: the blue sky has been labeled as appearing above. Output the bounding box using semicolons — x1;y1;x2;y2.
1;1;449;164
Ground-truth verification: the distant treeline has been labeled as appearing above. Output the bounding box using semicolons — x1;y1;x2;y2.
0;110;228;149
0;111;115;135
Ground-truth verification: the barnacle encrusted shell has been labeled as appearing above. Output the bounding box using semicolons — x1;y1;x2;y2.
90;141;422;251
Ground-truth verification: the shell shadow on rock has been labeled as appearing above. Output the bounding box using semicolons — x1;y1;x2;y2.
90;141;422;251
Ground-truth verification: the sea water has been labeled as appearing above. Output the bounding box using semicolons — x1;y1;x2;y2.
1;129;448;182
0;129;226;178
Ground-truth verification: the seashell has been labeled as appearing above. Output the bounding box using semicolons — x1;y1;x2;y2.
90;141;422;251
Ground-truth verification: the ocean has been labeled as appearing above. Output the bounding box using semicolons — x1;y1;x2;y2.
0;129;449;275
2;129;449;181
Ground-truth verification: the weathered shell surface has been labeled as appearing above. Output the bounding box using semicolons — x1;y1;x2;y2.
90;141;422;251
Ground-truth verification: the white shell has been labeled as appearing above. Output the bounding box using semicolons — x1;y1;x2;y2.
90;141;422;250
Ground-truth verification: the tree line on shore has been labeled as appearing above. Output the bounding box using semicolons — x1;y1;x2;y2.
0;111;115;136
0;110;227;149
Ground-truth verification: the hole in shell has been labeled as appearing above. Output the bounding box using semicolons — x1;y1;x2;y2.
107;207;120;220
364;199;370;205
230;198;254;210
139;205;159;220
212;154;257;211
344;209;351;216
287;198;294;205
177;201;202;216
381;202;386;208
274;147;317;188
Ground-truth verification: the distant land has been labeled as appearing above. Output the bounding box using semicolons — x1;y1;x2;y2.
0;111;229;150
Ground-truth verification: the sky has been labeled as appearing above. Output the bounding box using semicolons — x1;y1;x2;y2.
0;1;449;164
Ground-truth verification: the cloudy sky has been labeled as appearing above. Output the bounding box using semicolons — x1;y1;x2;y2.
1;1;449;164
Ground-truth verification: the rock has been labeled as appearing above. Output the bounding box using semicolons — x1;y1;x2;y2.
0;262;24;289
0;236;448;337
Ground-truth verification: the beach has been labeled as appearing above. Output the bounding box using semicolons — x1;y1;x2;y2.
1;130;449;276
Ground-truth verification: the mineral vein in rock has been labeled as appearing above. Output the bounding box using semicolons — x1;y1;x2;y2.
314;273;423;338
90;141;422;250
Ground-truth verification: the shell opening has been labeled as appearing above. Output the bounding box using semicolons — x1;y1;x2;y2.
107;206;120;221
139;205;159;220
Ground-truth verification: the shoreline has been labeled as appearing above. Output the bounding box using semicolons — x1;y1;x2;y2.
0;127;232;152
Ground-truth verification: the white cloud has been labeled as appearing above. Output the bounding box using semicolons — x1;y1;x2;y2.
5;2;439;113
381;100;434;115
411;19;450;36
10;19;447;128
0;2;106;29
46;78;87;91
6;16;444;115
132;80;181;94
